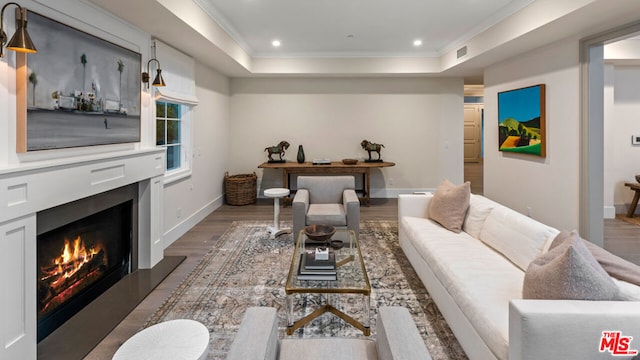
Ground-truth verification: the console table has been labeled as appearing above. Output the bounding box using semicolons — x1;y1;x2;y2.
258;161;395;206
624;182;640;217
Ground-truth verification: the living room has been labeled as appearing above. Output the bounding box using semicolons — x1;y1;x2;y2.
2;0;640;359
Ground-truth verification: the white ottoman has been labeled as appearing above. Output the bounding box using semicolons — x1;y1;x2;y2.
113;319;209;360
264;188;292;239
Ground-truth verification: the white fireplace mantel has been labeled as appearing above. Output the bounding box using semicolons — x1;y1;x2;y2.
0;148;166;359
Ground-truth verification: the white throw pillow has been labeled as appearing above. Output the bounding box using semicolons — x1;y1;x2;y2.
479;206;559;271
462;194;498;239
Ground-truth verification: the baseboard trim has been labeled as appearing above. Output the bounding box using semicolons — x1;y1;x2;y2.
163;195;223;247
604;206;616;219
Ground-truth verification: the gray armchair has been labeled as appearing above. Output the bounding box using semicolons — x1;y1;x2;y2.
226;306;432;360
292;176;360;240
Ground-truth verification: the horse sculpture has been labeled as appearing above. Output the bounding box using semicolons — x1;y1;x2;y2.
264;141;290;162
361;140;385;161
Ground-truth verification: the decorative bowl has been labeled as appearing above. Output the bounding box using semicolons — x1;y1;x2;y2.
304;224;336;242
342;158;358;165
636;175;640;183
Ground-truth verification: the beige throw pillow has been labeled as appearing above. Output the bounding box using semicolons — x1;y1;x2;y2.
428;180;471;233
523;231;618;300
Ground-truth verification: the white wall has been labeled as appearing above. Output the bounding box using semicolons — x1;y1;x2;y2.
163;63;230;245
484;37;581;231
228;77;465;197
604;65;640;215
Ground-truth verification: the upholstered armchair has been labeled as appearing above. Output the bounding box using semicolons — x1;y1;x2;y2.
226;306;432;360
292;176;360;240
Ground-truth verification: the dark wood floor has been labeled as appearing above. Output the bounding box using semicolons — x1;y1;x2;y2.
84;165;639;359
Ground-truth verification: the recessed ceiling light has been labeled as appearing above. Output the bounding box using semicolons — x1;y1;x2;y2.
272;40;281;47
413;39;423;47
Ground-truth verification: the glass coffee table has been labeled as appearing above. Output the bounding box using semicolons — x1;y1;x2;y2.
285;229;371;335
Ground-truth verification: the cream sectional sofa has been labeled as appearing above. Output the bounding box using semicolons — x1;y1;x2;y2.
398;193;640;360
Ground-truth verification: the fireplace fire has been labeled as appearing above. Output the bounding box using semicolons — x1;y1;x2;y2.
39;235;108;317
37;198;133;341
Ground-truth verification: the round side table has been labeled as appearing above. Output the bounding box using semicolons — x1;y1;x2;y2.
264;188;292;239
112;319;209;360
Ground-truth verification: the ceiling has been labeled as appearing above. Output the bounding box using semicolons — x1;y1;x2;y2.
88;0;640;79
192;0;534;58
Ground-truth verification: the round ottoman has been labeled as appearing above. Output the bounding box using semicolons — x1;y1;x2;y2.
112;319;209;360
264;188;291;239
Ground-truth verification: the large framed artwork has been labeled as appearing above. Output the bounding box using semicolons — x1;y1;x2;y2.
17;11;141;152
497;84;546;157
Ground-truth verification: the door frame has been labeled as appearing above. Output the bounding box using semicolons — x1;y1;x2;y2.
580;20;640;246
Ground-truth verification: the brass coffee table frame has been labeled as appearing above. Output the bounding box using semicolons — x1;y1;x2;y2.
285;229;371;336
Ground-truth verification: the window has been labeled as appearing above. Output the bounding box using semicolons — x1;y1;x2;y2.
156;101;181;171
152;40;198;181
156;100;192;180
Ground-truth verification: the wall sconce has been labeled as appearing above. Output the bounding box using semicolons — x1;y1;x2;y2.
0;2;37;58
141;58;165;89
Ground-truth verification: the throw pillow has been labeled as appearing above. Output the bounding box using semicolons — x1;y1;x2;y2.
462;194;497;239
550;230;640;287
523;231;619;300
428;179;470;233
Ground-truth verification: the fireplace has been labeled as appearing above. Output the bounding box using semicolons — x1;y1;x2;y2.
36;185;138;342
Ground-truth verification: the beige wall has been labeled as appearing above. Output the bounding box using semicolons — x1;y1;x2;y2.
484;36;581;231
228;77;465;197
163;63;231;244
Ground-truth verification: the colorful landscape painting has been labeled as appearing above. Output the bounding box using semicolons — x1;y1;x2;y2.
498;84;546;157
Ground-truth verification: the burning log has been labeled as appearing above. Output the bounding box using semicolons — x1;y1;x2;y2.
38;249;107;315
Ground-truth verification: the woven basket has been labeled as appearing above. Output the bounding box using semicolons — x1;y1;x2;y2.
224;172;257;205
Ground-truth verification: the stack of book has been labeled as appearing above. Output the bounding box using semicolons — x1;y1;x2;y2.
297;251;337;280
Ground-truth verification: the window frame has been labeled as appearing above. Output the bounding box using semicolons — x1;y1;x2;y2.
155;98;193;184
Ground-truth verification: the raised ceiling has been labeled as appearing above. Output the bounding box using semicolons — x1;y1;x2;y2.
192;0;534;57
88;0;640;78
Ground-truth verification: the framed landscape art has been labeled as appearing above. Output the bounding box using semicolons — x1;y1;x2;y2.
497;84;546;157
17;11;141;152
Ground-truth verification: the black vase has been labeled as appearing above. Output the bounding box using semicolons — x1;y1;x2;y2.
297;145;305;163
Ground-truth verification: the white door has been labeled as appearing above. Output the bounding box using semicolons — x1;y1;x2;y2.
464;104;483;163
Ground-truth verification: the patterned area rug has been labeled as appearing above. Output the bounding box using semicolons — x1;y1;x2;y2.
145;220;467;359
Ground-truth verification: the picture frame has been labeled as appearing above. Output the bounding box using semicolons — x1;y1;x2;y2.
497;84;546;157
17;11;141;152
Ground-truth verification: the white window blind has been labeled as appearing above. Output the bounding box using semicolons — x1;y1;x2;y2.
153;40;199;105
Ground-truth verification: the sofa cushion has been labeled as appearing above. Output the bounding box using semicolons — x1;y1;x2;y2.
298;176;355;204
462;194;499;239
428;180;470;233
280;338;377;360
401;215;520;360
479;206;559;271
306;204;347;226
550;230;640;287
523;231;619;300
613;278;640;301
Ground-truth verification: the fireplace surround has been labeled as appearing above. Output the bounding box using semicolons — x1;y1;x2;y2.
36;185;137;341
0;148;166;359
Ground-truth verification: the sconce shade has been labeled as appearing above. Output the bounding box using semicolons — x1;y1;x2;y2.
6;18;37;53
142;58;166;88
0;3;37;57
152;69;165;87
